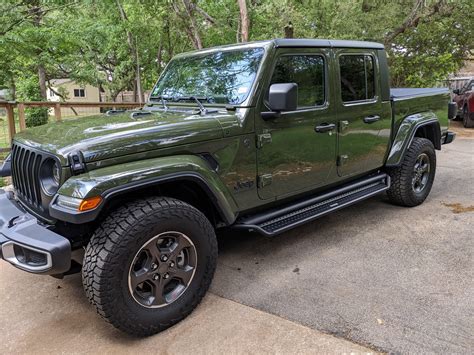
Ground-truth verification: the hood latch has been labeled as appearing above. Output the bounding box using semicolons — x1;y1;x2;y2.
68;151;86;175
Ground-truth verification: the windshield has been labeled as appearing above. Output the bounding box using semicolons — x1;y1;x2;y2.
151;47;265;105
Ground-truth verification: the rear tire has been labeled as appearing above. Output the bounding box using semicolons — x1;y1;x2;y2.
386;137;436;207
82;197;217;336
463;106;474;128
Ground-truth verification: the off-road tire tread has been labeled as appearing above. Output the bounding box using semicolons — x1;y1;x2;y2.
82;197;217;336
386;137;436;207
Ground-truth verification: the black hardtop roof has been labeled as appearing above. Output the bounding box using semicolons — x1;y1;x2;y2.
174;39;385;59
272;38;385;49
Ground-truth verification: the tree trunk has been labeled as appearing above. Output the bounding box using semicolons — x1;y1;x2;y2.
31;3;47;100
132;79;137;102
38;64;47;100
136;43;143;104
111;91;119;103
237;0;249;42
9;77;16;101
172;0;203;50
157;41;163;73
284;21;294;38
165;15;173;60
116;0;143;102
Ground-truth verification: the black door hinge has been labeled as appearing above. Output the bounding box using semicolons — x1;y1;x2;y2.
257;174;273;188
337;155;349;166
256;133;272;149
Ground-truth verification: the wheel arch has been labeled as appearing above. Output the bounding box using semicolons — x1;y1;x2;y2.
50;155;238;227
386;112;441;167
100;174;235;227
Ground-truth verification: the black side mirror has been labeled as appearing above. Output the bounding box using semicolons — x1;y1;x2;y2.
453;89;460;95
262;83;298;120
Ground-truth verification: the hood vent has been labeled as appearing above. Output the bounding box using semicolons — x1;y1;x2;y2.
105;109;126;116
130;111;152;119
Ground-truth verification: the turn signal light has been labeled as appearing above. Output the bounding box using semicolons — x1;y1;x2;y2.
78;196;103;212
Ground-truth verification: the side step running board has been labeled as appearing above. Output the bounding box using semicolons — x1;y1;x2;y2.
234;173;390;236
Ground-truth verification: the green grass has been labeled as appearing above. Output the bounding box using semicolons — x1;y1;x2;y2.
0;178;5;188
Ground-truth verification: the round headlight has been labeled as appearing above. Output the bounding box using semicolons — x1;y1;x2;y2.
40;159;61;195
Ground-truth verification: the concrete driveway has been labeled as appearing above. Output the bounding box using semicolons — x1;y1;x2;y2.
1;127;473;354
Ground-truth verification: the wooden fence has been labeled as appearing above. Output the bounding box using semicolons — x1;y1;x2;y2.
0;101;143;152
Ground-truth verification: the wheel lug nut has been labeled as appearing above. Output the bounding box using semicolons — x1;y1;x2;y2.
151;263;158;270
170;262;175;267
153;274;159;280
164;273;170;279
161;256;168;262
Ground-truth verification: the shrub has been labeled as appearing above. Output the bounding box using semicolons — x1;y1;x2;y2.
25;107;49;127
16;78;50;127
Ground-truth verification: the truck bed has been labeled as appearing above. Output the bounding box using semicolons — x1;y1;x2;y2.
390;88;449;99
390;87;450;137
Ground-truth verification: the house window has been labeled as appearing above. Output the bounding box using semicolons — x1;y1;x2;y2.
270;55;325;108
339;55;375;102
74;88;86;97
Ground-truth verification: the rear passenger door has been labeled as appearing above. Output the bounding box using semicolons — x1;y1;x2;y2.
335;49;391;177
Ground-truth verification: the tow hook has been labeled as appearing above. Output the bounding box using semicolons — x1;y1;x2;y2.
8;214;33;228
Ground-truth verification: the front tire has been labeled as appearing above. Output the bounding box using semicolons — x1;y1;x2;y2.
82;197;217;336
386;137;436;207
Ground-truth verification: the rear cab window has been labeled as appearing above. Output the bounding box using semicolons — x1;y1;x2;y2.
339;54;375;103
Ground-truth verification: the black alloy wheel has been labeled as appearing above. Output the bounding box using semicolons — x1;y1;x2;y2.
129;231;197;308
411;153;430;193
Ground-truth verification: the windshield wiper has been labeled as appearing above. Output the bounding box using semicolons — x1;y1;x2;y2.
173;95;218;115
149;95;171;110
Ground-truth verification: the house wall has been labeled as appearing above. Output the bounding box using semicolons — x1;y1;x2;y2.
47;81;101;117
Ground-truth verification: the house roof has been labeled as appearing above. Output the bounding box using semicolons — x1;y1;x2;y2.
50;78;75;86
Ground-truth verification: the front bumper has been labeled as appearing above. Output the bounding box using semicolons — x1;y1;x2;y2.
0;189;71;274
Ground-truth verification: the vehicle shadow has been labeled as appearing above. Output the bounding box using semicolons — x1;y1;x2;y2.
216;194;394;255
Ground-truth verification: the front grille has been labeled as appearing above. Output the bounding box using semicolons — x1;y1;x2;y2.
11;143;44;210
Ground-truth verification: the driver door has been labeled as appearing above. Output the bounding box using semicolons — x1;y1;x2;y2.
256;48;337;200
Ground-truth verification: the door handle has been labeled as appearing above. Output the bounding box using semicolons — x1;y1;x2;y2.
315;123;336;133
363;115;380;124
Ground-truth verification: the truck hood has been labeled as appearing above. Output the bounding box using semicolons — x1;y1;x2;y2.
14;109;228;164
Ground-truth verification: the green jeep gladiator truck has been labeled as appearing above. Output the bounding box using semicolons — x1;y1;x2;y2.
0;39;456;336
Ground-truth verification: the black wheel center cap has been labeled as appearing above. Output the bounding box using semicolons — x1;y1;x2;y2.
158;263;169;274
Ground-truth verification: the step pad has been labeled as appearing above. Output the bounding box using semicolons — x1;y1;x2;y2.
235;174;390;236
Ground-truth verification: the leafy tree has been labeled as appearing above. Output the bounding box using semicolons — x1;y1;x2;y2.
0;0;473;110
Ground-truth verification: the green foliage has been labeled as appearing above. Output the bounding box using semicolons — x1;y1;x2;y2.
16;77;49;127
0;178;5;188
0;0;473;100
24;107;49;128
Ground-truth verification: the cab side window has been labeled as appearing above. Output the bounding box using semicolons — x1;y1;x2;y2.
339;55;375;102
270;55;325;108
